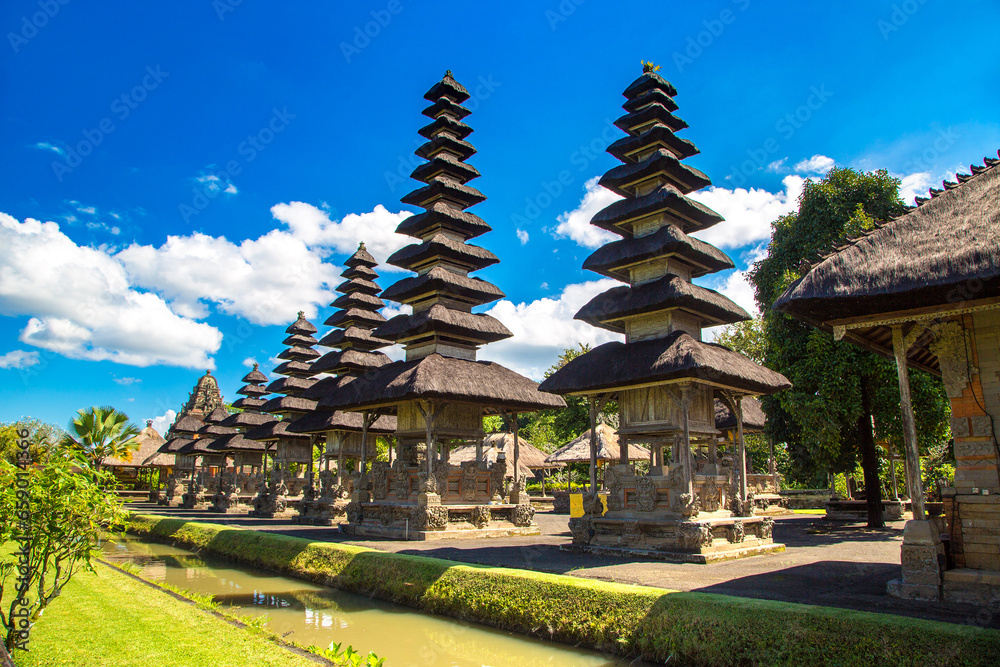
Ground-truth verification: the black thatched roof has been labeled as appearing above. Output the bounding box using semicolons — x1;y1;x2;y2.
591;184;724;237
380;267;504;306
615;104;688;135
599;148;711;197
231;397;266;411
341;264;378;281
260;395;317;415
335;277;381;295
286;410;396;435
266;376;317;394
714;396;766;432
607;124;699;164
539;331;791;397
158;436;194;454
285;312;318;335
241;363;268;383
623;71;678;99
424;71;470;103
270;361;314;379
317;326;392;351
775;158;1000;325
169;414;205;436
218;411;276;429
330;291;385;311
243;420;310;442
310;348;392;375
281;333;318;348
400;179;485;210
422;96;471;120
318;353;566;412
410;153;480;185
237;383;270;397
324;307;386;330
395;202;491;241
203;407;230;424
374;305;512;344
576;274;750;332
583;223;733;280
387;234;498;273
345;243;378;268
207;433;266;452
277;346;321;361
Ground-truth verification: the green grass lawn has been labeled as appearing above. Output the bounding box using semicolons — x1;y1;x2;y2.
11;562;319;667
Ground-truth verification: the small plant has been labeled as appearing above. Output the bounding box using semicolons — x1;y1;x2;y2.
641;60;661;73
310;641;385;667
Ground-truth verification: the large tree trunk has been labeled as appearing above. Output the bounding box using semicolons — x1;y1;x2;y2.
858;374;884;529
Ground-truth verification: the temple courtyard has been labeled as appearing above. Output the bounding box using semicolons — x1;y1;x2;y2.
125;503;999;630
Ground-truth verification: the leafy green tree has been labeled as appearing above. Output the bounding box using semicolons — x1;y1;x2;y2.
59;406;141;470
714;318;768;365
0;420;64;465
749;168;951;528
0;452;128;651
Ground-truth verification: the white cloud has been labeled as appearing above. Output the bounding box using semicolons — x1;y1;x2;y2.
242;357;258;367
113;376;141;385
270;202;412;266
551;177;621;249
194;172;238;196
516;228;529;245
896;163;965;204
0;213;222;368
480;279;624;380
793;154;836;175
150;409;176;436
767;158;788;173
689;175;806;249
0;350;40;370
33;142;65;156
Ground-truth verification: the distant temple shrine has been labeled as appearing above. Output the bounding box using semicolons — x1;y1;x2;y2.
540;67;791;562
776;150;1000;603
317;72;565;539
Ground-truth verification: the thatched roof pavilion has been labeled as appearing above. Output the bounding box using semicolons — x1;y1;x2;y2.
546;424;650;464
714;396;765;433
774;151;1000;600
262;312;320;419
103;421;167;468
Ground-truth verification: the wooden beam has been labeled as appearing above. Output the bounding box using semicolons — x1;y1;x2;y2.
892;325;926;520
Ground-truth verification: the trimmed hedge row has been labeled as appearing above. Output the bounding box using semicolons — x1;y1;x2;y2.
127;514;1000;666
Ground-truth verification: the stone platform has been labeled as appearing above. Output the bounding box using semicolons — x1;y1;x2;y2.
339;501;540;541
825;500;905;521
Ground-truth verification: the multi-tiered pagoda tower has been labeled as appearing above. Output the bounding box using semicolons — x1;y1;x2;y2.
179;406;233;510
209;364;275;512
319;72;565;540
539;67;791;562
246;313;319;517
289;244;396;525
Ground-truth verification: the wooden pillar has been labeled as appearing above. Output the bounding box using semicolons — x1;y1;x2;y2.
336;434;344;486
889;441;900;500
680;385;694;496
360;411;370;476
735;395;748;502
708;437;718;465
512;412;520;489
891;325;927;520
588;397;599;494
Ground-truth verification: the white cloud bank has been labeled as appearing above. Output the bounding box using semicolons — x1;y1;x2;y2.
551;177;621;249
0;350;40;370
0;201;413;369
481;279;623;380
150;409;176;435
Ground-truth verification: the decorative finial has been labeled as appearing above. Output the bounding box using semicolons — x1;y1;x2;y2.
206;369;212;375
252;362;259;370
641;60;661;73
359;241;366;251
445;69;453;79
146;419;153;427
297;310;304;318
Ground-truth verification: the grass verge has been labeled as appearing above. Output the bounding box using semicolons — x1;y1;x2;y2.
11;557;322;667
127;513;1000;667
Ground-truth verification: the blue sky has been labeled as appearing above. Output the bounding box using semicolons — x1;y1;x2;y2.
2;0;998;433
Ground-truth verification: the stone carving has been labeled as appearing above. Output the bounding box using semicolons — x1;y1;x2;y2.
317;469;333;500
390;471;410;500
418;470;438;495
490;456;507;501
636;477;657;512
369;462;388;500
461;461;479;501
727;521;745;544
375;504;395;526
302;484;316;502
425;506;449;529
678;522;712;549
568;516;592;544
622;521;641;545
701;479;721;512
929;322;975;398
760;516;774;540
345;500;363;524
512;503;535;527
470;505;491;528
434;461;450;496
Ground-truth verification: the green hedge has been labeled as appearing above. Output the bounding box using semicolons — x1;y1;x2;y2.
126;514;999;666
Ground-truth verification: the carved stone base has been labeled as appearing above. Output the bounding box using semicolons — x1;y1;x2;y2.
294;499;349;525
180;493;211;510
888;518;945;602
566;513;783;563
339;501;540;541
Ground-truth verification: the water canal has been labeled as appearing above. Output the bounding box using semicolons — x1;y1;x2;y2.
100;534;631;666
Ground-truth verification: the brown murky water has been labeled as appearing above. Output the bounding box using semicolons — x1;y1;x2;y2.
101;535;632;666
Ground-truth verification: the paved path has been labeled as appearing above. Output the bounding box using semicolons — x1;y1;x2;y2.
127;503;999;630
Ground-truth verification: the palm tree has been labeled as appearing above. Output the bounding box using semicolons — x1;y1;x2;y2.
60;406;141;470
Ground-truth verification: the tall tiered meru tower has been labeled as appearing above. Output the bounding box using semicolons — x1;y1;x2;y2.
540;65;791;562
319;71;565;540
